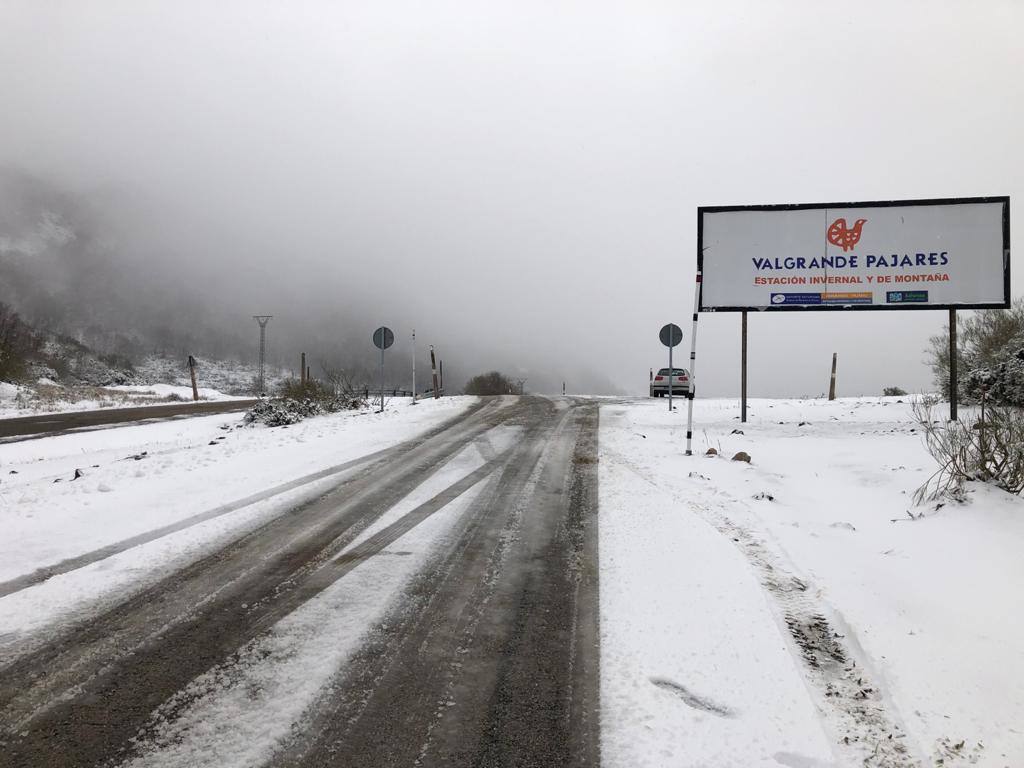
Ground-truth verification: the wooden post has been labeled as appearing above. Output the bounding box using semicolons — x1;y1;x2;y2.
949;308;958;421
439;360;444;392
300;353;306;383
828;353;838;400
306;365;311;383
430;346;440;399
741;311;748;423
187;355;199;402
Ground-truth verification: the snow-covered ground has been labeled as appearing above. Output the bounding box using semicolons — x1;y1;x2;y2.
600;396;1024;768
0;380;244;419
0;396;477;646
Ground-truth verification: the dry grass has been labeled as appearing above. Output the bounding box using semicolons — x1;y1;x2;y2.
14;384;205;413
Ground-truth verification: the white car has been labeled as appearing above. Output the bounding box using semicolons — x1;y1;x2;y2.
650;367;690;397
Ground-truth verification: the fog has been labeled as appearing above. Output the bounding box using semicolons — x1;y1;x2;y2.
1;1;1022;396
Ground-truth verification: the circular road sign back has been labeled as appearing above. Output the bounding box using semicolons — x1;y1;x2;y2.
659;323;683;348
373;326;395;350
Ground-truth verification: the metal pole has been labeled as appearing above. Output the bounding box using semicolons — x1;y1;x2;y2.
411;329;417;404
949;308;958;421
301;353;306;384
668;336;673;413
253;316;272;396
684;272;702;456
379;345;385;413
440;360;444;393
741;311;747;423
828;352;838;400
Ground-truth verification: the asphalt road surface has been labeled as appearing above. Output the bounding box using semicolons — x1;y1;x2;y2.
0;398;260;440
0;395;601;768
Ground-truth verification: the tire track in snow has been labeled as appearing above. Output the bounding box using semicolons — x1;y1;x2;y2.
0;398;530;768
0;400;492;599
269;399;600;768
601;444;922;767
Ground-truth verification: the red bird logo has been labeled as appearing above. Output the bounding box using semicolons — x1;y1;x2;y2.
827;217;867;252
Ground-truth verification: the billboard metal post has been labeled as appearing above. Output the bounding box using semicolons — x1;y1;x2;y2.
949;309;958;421
685;272;701;456
741;311;748;423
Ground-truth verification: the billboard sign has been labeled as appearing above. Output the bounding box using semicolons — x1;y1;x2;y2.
698;197;1010;311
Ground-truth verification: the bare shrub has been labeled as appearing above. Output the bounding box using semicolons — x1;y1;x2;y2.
278;377;333;402
913;396;1024;502
883;386;907;397
320;365;366;400
464;371;514;396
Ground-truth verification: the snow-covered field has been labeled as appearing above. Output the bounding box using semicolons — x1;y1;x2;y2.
600;396;1024;768
0;396;477;646
0;380;244;419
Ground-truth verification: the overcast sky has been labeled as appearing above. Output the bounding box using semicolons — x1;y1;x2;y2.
1;1;1021;396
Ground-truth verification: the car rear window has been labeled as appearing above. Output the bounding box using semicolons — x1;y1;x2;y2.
657;368;688;376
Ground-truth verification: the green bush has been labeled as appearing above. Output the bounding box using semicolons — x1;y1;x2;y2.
928;300;1024;404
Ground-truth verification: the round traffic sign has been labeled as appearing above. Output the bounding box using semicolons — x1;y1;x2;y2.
659;323;683;347
373;326;395;350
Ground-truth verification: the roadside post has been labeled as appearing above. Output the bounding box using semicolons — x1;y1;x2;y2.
372;326;395;413
430;345;440;399
828;353;838;400
411;328;417;405
659;323;683;413
187;355;199;402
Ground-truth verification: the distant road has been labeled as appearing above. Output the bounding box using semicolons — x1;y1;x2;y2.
0;399;259;440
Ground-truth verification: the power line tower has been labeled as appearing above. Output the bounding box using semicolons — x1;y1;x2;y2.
253;315;272;395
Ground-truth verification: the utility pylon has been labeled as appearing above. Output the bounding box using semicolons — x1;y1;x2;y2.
253;315;272;395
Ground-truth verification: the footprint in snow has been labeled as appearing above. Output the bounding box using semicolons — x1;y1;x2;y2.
649;677;734;717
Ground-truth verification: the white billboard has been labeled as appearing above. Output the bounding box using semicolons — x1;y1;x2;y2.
698;198;1010;311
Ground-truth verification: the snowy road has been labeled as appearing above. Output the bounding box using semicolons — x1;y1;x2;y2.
0;395;600;768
